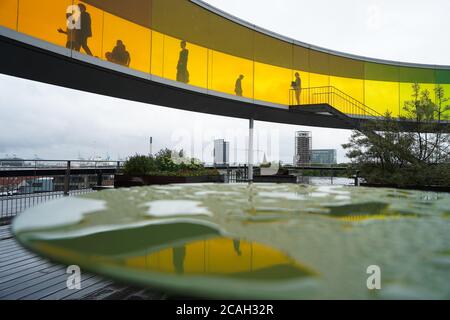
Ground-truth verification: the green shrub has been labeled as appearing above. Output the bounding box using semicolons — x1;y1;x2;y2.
123;154;156;175
123;150;220;177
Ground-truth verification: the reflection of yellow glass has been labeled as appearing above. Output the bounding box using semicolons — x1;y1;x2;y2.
0;0;18;30
163;35;207;88
209;50;254;98
254;62;291;105
365;80;400;116
18;0;73;47
102;12;150;73
126;237;315;277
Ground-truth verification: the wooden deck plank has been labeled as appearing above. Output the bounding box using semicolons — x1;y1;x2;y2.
0;245;27;254
0;249;30;261
0;259;53;280
0;260;53;284
20;274;98;300
0;253;43;268
2;273;80;300
0;268;71;299
0;256;42;273
42;277;112;300
0;228;163;300
63;280;116;300
0;239;18;249
0;265;62;291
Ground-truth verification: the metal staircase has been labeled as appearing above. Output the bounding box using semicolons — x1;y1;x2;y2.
289;86;383;130
289;86;422;165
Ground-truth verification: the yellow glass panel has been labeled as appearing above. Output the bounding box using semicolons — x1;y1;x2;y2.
72;1;103;57
329;55;364;79
330;76;364;102
82;0;151;28
162;34;207;88
364;62;399;117
293;45;309;72
309;49;329;76
254;33;292;69
365;80;399;116
254;62;292;105
151;0;210;47
400;82;436;116
150;30;164;77
18;0;73;47
209;50;254;98
102;12;151;73
0;0;18;30
208;11;254;61
309;72;329;88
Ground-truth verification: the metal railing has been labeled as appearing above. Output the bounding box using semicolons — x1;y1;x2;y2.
290;86;383;118
0;160;124;223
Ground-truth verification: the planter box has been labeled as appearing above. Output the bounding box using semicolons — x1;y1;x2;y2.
114;174;224;188
360;183;450;193
253;175;297;183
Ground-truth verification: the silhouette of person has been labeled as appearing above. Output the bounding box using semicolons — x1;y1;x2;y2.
172;246;186;274
235;75;244;97
57;9;80;50
77;4;93;56
176;41;189;83
106;40;131;67
291;72;302;105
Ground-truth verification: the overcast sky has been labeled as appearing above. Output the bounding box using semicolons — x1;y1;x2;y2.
1;0;449;163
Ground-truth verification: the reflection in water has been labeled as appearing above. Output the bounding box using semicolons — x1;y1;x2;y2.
34;222;316;281
233;239;242;256
177;40;189;83
173;246;186;274
127;236;316;280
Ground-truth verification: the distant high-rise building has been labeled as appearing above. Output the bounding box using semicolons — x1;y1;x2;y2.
311;149;337;165
214;139;230;165
294;131;312;166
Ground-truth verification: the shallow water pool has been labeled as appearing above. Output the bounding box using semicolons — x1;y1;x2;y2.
13;184;450;299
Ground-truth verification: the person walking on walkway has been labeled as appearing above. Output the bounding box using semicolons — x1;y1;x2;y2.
235;74;244;96
292;72;302;105
176;41;189;83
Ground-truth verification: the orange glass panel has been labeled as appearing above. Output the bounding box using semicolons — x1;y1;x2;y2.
162;34;207;88
102;12;151;73
18;0;73;48
254;62;292;105
150;30;164;77
209;50;254;99
0;0;18;30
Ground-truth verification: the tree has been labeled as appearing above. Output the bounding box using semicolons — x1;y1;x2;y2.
343;84;450;186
